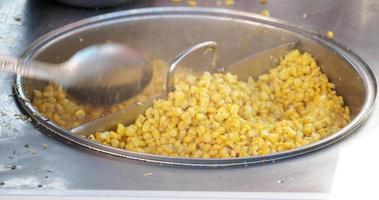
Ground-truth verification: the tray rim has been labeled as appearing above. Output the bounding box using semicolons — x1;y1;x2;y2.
14;7;377;167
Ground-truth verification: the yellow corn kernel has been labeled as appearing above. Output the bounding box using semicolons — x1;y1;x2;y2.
268;133;279;143
109;131;119;139
116;123;125;135
75;109;85;120
95;132;107;142
327;31;334;39
125;125;138;137
261;9;270;17
88;135;95;141
104;134;111;144
187;0;197;7
224;0;234;6
33;90;42;98
303;124;313;136
110;139;120;148
119;141;125;149
203;133;212;143
43;91;54;97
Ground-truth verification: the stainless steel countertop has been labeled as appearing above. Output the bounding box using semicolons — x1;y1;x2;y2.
0;0;378;199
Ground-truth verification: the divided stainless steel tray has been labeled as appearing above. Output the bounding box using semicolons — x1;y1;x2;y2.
14;7;377;167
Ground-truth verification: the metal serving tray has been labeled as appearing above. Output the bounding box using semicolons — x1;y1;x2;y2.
14;8;376;167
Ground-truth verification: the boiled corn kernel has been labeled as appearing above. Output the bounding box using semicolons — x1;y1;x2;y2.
32;59;191;129
225;0;234;6
187;0;197;6
261;9;270;17
327;31;334;39
88;50;350;158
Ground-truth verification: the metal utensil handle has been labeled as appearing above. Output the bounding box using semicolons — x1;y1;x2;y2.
0;55;59;81
166;41;218;93
73;41;218;134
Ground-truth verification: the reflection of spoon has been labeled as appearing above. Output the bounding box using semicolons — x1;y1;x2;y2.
73;40;297;134
1;44;152;105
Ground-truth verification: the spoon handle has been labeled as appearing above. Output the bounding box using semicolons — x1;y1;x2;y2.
166;41;218;93
0;56;59;82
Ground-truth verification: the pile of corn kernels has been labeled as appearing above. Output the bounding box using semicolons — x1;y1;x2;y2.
88;50;351;158
32;59;172;129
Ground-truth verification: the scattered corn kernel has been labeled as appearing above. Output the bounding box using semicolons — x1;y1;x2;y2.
327;31;334;39
225;0;234;6
261;9;270;17
187;0;197;6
